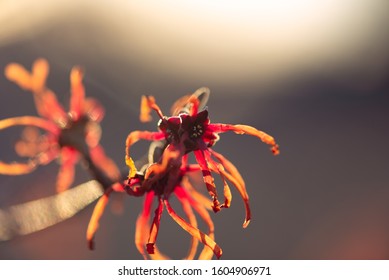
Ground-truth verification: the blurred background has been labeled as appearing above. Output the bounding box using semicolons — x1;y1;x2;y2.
0;0;388;259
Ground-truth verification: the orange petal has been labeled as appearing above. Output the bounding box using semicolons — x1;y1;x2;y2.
140;95;164;122
209;123;280;155
56;147;78;193
84;98;105;123
135;191;154;259
31;58;49;92
210;150;251;228
89;145;121;182
86;187;113;250
4;63;32;91
33;89;67;124
174;188;199;260
204;152;232;208
164;198;222;259
70;66;85;121
125;130;165;177
193;149;221;212
0;116;59;134
146;197;164;255
182;176;213;211
0;161;36;175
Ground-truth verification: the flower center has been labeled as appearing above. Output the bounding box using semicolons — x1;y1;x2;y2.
190;124;204;139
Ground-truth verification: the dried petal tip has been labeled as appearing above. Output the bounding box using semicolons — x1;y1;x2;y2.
146;243;156;254
125;156;137;178
243;219;251;229
271;144;280;155
88;239;95;250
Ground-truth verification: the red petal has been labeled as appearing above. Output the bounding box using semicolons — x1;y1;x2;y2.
174;188;199;260
135;191;154;259
69;66;85;121
56;147;78;193
208;123;280;155
86;187;113;250
146;197;164;255
193;149;221;212
164;198;222;259
210;149;251;228
89;145;120;182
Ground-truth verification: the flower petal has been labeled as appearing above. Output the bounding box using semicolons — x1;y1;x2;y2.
0;161;36;175
208;123;279;155
179;180;215;259
146;197;164;255
69;66;85;121
89;144;121;182
56;147;78;193
164;198;222;259
0;116;59;134
4;63;33;91
140;95;164;121
31;58;49;92
135;191;154;259
174;187;199;260
84;98;105;123
125;130;166;178
86;187;113;250
193;149;221;212
209;150;251;228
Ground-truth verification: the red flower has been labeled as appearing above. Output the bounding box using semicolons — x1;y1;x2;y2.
127;88;279;225
0;59;119;192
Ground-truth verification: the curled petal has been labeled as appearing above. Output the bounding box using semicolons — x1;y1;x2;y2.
209;150;251;228
179;180;215;259
146;198;164;255
182;176;213;211
174;187;199;260
170;94;191;116
0;161;36;175
204;152;232;208
70;66;85;121
193;149;221;212
56;147;78;193
140;95;164;121
135;191;154;259
0;116;59;135
164;198;222;259
86;187;113;250
208;123;279;155
125;130;165;177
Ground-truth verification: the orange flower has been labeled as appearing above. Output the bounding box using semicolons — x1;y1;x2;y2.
0;59;119;192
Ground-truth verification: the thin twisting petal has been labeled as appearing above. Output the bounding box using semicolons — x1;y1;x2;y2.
0;116;59;134
208;123;280;155
86;187;113;250
193;149;221;212
84;98;105;122
178;181;215;259
0;161;36;175
56;147;78;193
146;198;164;255
182;177;213;211
140;95;164;121
209;151;251;228
125;130;165;177
135;191;154;259
174;188;199;260
164;199;222;259
204;152;232;208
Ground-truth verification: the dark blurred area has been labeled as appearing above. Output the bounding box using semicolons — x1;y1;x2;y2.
0;1;388;259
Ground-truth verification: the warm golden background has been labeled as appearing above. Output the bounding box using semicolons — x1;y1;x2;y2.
0;0;388;259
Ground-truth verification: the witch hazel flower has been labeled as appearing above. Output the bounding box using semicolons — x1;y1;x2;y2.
114;88;279;259
0;59;119;192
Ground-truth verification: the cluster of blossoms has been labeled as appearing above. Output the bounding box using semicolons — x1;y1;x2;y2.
0;59;279;259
